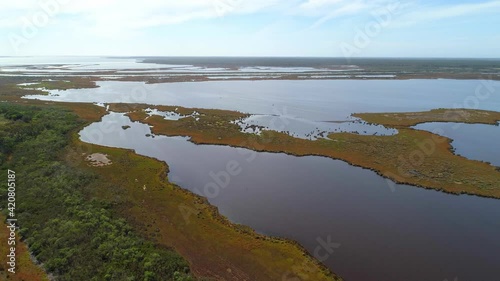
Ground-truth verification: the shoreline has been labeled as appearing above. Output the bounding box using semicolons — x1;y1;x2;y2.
107;104;500;199
2;72;500;85
70;131;340;280
2;81;500;279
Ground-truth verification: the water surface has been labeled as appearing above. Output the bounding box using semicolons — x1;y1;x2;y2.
414;122;500;166
234;114;397;139
80;113;500;281
25;79;500;121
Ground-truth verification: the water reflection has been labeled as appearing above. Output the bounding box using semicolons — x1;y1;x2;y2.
24;79;500;121
233;114;397;140
80;113;500;281
414;122;500;166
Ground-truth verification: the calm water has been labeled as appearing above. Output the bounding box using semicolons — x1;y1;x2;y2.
25;79;500;121
27;79;500;161
80;113;500;281
414;122;500;166
234;114;397;139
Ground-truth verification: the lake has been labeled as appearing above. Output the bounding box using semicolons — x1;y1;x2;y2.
414;122;500;167
25;79;500;121
20;77;500;280
79;111;500;281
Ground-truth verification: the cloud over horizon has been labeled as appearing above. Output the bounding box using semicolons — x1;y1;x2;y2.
1;0;499;57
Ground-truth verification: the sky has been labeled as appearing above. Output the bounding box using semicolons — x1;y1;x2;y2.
1;0;499;57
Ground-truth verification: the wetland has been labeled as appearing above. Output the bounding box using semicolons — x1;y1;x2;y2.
2;57;500;281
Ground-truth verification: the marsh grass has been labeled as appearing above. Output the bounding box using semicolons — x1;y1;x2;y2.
114;104;500;199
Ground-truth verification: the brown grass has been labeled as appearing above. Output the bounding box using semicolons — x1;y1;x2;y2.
3;75;500;280
48;101;340;280
70;139;340;281
0;215;49;281
111;104;500;199
354;108;500;127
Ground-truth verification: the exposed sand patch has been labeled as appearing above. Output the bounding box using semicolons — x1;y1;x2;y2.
86;153;112;167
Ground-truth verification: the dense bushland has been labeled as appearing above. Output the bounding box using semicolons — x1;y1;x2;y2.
0;103;193;281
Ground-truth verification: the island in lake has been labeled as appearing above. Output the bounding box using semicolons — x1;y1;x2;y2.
1;57;500;281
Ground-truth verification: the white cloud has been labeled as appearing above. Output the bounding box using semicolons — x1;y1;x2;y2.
294;0;399;28
0;0;286;40
391;0;500;27
309;2;370;28
0;0;287;30
294;0;500;30
1;0;500;56
299;0;345;11
3;0;499;32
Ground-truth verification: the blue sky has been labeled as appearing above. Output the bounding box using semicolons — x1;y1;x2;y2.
1;0;499;57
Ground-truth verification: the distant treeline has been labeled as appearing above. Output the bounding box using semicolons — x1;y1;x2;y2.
0;103;194;281
138;56;500;71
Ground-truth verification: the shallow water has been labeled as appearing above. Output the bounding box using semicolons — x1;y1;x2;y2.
0;56;162;71
414;122;500;166
25;79;500;121
234;114;397;139
80;113;500;281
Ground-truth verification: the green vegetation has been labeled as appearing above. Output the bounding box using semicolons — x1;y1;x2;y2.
112;104;500;199
0;77;98;99
0;103;193;281
0;214;49;281
75;140;338;281
0;114;8;126
1;77;340;281
0;102;339;281
72;110;339;280
18;79;98;91
353;108;500;127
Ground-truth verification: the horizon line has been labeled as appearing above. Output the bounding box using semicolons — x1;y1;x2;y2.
1;55;500;60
